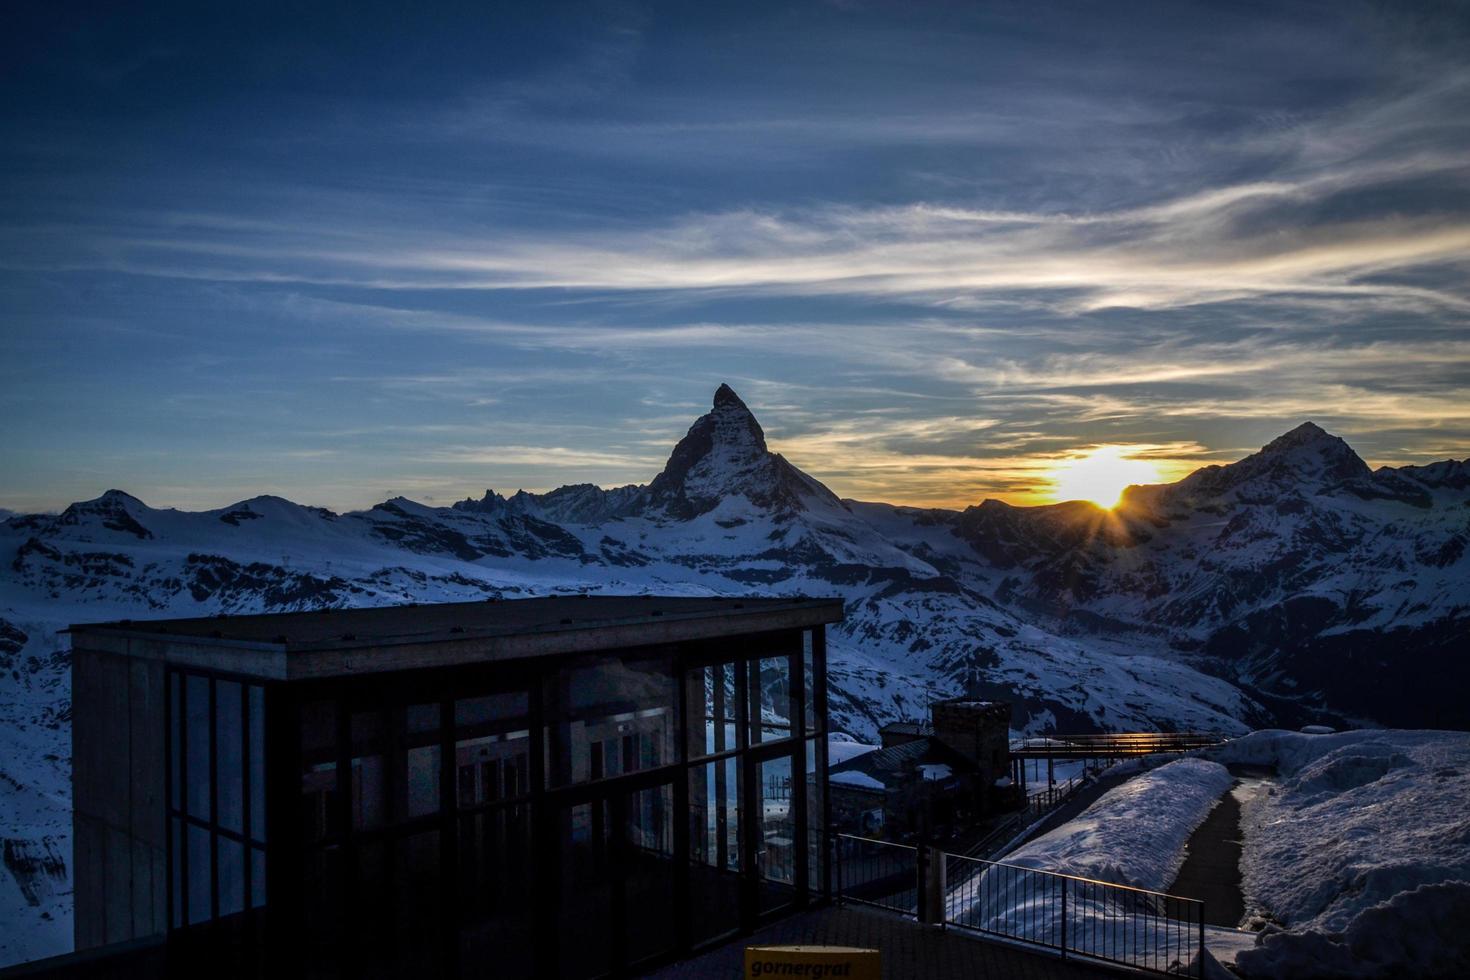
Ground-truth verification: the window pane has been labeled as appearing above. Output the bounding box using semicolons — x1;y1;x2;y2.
405;702;439;735
624;783;675;966
185;675;211;819
250;846;266;910
557;801;612;980
170;817;182;928
215;680;243;833
458;804;532;978
302;846;342;971
393;832;442;975
454;691;527;730
169;674;181;812
456;692;531;809
351;712;385;831
399;704;440;821
187;824;212;925
688;758;740;944
300;700;338;844
757;754;796;913
803;631;818;735
806;739;824;892
404;744;440;820
217;837;245;917
248;685;266;843
750;656;794;745
546;655;675;786
685;663;738;759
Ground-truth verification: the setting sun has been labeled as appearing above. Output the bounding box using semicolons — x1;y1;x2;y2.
1049;446;1164;509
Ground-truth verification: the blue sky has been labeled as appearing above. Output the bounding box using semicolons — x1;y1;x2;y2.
3;0;1468;512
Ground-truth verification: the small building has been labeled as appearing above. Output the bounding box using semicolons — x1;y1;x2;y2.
68;595;842;978
828;698;1014;839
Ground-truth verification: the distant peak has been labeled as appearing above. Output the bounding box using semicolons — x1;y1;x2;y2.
713;383;748;411
1262;421;1353;457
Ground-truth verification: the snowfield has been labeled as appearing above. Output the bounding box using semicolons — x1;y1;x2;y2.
994;757;1231;889
945;758;1231;975
0;387;1466;968
1204;729;1470;978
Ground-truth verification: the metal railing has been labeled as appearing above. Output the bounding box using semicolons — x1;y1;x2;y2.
833;834;918;916
944;852;1204;977
1026;774;1083;815
834;833;1204;977
1010;732;1225;759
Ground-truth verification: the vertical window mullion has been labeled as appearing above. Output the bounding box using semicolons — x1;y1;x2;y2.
241;681;252;914
209;676;219;924
178;671;189;928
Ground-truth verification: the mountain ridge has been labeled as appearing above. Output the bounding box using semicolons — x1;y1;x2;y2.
2;384;1467;966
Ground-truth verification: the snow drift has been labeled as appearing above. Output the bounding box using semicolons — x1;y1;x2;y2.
1205;729;1470;978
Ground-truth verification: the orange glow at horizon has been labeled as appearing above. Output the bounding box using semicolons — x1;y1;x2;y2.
1047;445;1166;509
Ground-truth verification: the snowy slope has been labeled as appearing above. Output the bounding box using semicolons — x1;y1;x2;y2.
1207;730;1470;978
0;386;1467;966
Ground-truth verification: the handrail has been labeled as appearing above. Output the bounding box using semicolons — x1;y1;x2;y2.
835;830;1206;977
952;853;1202;903
836;832;917;851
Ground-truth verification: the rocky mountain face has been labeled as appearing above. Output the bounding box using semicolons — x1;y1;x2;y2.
1;386;1467;965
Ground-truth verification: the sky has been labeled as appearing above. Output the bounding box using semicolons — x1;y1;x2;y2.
2;0;1468;513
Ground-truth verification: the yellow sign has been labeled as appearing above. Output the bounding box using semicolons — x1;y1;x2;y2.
744;945;880;980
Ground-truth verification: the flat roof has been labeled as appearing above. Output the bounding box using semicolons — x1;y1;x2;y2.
67;595;844;682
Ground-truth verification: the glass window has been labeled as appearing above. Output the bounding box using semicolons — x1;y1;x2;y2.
456;693;531;809
806;739;824;892
403;742;441;820
750;656;795;745
547;655;675;786
399;703;441;822
686;663;739;759
248;685;266;843
688;757;740;944
803;631;818;735
187;823;212;925
458;803;532;979
393;832;443;975
250;846;266;910
217;837;245;917
170;817;182;928
454;691;527;729
624;783;675;967
351;711;385;831
169;674;181;810
557;800;612;980
215;680;243;834
756;754;796;913
300;700;338;844
185;675;211;819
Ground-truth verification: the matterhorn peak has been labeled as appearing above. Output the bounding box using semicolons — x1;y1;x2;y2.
639;384;838;520
713;382;748;410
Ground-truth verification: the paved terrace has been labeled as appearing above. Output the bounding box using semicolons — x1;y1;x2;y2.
644;904;1118;980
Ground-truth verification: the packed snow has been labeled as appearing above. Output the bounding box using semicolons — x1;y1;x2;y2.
1202;729;1470;977
946;758;1231;975
993;757;1232;888
830;771;885;791
826;734;879;765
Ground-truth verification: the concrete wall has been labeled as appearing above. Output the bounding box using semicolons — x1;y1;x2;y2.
72;647;166;950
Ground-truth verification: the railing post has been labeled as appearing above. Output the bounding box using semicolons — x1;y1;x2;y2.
923;846;946;926
834;834;844;905
915;843;929;923
1198;902;1206;978
1059;875;1068;959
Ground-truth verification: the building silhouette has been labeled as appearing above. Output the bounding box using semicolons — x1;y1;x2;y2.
68;595;842;978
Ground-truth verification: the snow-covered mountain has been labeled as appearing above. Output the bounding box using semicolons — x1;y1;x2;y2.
1;385;1467;966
